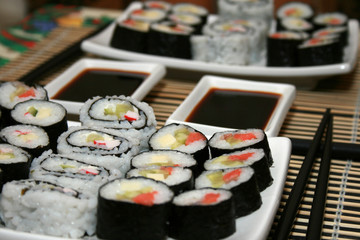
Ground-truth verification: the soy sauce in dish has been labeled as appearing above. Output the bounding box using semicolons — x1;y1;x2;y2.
185;88;281;130
52;68;149;102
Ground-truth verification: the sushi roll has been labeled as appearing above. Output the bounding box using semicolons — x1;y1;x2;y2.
131;150;199;176
57;126;140;171
168;12;203;34
0;143;32;185
127;166;194;195
10;99;68;150
209;129;273;166
143;1;172;12
297;37;343;66
0;81;48;126
276;1;314;21
277;17;314;34
110;18;150;53
313;12;348;29
195;167;262;217
148;123;209;167
30;150;117;196
169;188;236;240
172;3;208;25
267;31;309;67
0;124;50;157
129;8;166;23
204;148;273;191
0;179;97;238
147;21;194;59
80;95;156;149
96;177;174;240
312;26;348;47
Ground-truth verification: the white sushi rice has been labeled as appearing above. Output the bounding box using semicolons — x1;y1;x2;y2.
0;81;47;110
209;129;265;149
276;1;313;19
313;12;348;27
0;179;97;239
0;124;49;149
280;17;313;32
204;148;265;170
11;99;66;127
129;8;167;23
100;177;174;204
173;188;232;206
126;166;192;186
195;167;254;189
131;150;197;168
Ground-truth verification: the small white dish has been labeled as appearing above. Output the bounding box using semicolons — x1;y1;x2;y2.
81;1;359;90
0;132;291;240
166;75;296;137
45;58;166;114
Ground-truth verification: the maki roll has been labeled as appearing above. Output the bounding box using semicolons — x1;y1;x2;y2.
96;177;174;240
57;126;140;169
80;95;157;149
148;123;209;166
277;17;314;34
0;124;50;157
169;188;236;240
143;1;172;12
168;12;203;34
110;18;150;53
209;129;273;166
0;179;97;238
131;150;199;176
129;8;166;23
172;3;208;25
267;31;309;67
313;26;348;48
0;143;32;185
298;37;343;66
195;167;262;217
276;1;314;21
127;166;193;195
0;81;48;126
313;12;348;29
10;99;68;150
30;150;116;196
204;148;273;191
147;21;194;59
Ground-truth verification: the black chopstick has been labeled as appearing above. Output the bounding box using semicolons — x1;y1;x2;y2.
290;138;360;160
272;108;331;240
306;114;333;240
18;22;110;85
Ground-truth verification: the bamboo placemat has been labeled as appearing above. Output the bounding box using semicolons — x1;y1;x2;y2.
0;18;360;240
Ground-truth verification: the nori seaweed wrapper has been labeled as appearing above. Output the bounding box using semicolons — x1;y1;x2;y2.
147;21;193;59
96;178;173;240
298;38;343;66
267;36;303;67
110;19;149;53
169;189;236;240
250;154;273;192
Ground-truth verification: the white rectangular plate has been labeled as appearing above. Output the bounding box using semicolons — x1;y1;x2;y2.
45;58;166;114
81;2;359;89
0;134;292;240
166;75;296;137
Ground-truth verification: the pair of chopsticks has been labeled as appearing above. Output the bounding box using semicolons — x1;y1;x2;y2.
273;108;333;240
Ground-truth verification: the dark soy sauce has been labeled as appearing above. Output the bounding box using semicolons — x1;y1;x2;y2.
52;68;149;102
185;88;281;130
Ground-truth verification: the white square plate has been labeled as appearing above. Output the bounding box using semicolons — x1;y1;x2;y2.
166;75;296;137
45;58;166;114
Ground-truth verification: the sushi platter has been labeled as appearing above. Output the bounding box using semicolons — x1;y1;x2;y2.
81;1;359;89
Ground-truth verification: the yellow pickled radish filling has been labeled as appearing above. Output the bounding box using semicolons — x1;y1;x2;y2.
104;102;137;120
15;131;38;142
0;149;15;160
9;84;36;102
139;168;172;181
149;155;177;167
157;128;190;149
116;182;158;206
85;132;120;149
25;106;52;119
212;155;247;167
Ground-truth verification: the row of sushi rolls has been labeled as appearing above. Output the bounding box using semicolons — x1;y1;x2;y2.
110;0;352;67
0;81;275;239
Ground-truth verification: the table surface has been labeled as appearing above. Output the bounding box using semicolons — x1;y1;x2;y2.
0;5;360;240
